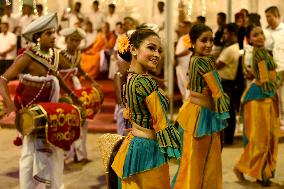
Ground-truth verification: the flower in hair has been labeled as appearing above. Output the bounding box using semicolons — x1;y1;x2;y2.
183;35;192;49
118;34;130;54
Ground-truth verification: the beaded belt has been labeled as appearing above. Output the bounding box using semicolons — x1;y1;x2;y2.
189;91;214;110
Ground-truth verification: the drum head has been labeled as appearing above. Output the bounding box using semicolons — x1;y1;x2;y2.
15;109;35;136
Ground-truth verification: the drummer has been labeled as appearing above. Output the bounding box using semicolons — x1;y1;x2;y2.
58;27;103;164
0;13;81;189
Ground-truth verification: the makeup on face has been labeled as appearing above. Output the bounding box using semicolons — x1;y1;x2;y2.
249;26;265;48
136;36;162;71
194;31;213;56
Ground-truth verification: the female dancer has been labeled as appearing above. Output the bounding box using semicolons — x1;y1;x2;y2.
111;28;181;188
233;25;279;187
172;24;230;189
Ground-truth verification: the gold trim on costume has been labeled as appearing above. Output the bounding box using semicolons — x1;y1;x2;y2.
189;91;214;110
145;91;168;132
258;60;269;83
203;71;222;98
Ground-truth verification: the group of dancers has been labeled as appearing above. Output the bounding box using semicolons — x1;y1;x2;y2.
102;20;279;189
0;11;280;189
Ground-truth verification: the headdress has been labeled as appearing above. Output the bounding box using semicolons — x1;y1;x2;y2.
22;12;58;42
183;35;192;49
117;34;130;54
117;29;136;54
59;27;86;39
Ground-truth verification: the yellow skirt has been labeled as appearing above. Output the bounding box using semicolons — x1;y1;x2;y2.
173;101;222;189
120;164;170;189
235;98;279;180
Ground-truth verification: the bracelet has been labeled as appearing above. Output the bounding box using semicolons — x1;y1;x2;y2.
0;75;8;82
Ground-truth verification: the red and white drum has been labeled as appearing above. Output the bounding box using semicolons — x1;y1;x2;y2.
15;102;81;151
74;87;102;119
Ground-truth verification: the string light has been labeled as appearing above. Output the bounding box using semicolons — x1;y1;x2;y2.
201;0;206;16
33;0;38;15
44;0;48;14
187;0;193;19
19;0;23;11
5;0;11;6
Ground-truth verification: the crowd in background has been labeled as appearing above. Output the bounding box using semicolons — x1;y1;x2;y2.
0;0;284;145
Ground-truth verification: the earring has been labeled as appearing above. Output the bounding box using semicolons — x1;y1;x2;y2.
133;53;137;56
37;38;40;48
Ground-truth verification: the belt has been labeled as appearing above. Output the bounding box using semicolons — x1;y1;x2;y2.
20;79;52;88
131;121;156;140
189;91;214;110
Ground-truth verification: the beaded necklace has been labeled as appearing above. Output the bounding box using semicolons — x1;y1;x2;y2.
27;45;58;72
31;45;54;62
61;49;80;68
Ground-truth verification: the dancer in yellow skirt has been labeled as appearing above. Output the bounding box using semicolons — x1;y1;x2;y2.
111;28;181;189
172;24;230;189
233;25;280;187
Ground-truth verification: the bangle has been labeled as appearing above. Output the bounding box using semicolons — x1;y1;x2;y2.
0;75;8;82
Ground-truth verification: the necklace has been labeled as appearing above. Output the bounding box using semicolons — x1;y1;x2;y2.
127;69;148;75
31;45;54;62
62;50;79;68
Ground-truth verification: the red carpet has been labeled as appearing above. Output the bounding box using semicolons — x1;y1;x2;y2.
0;79;118;133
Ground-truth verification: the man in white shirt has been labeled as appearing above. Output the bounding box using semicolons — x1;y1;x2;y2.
106;3;120;32
61;2;85;28
0;22;17;75
216;23;242;145
15;1;37;48
175;21;191;101
1;5;17;33
152;1;165;32
264;6;284;129
86;0;105;31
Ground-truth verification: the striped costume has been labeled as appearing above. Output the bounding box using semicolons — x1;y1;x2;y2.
111;73;180;189
172;56;230;189
235;48;280;182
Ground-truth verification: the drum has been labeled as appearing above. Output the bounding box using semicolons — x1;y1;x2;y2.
74;87;102;119
15;105;47;137
15;102;81;151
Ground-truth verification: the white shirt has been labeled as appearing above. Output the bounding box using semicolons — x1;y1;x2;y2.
0;31;17;60
1;15;17;32
106;13;120;32
87;11;105;31
264;22;284;72
81;31;97;49
152;12;165;30
217;43;240;80
19;14;36;33
64;12;84;28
